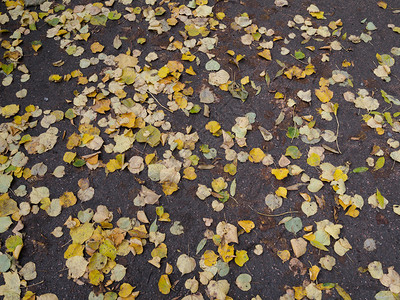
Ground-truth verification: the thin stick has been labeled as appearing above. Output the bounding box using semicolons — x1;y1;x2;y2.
25;280;44;288
232;196;299;217
334;111;342;154
256;210;299;217
148;92;173;113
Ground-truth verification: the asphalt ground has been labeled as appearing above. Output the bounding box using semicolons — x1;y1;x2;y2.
1;0;400;299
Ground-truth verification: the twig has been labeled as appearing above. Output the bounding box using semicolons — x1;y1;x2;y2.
231;196;298;217
25;280;44;288
148;92;173;113
334;110;342;154
256;210;299;217
61;239;72;248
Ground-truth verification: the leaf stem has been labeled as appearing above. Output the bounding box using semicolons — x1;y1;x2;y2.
148;92;173;113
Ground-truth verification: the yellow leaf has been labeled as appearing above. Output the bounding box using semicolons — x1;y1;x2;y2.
275;187;287;198
119;283;134;297
236;54;245;62
218;243;235;262
234;250;249;267
81;133;94;144
66;133;81;149
64;243;84;259
162;181;179;195
307;153;321;166
205;121;221;134
63;152;76;164
238;220;255;233
203;250;219;266
1;104;19;118
345;204;359;218
22;291;35;300
309;265;320;281
106;159;122;173
70;223;94;244
48;74;62;82
377;1;387;9
271;168;289;180
223;163;237;175
158;66;170;78
89;270;104;285
185;66;196;75
182;51;196;61
342;60;352;67
376;127;384;135
277;250;290;263
315;86;333;103
145;152;156;165
216;12;225;20
90;42;104;53
294;286;307;299
71;70;83;78
174;93;188;109
31;41;42;52
183;167;197;180
59;191;77;208
258;49;271;60
333;169;348;181
211;177;227;192
335;284;352;300
151;243;167;259
226;50;235;56
249;148;265;163
310;11;325;19
240;76;249;85
158;274;171;295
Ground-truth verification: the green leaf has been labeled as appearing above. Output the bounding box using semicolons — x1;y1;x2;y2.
196;238;207;254
1;63;14;75
199;144;210;153
285;146;302;159
73;159;86;167
47;17;60;26
190;104;201;114
65;108;76;120
384;112;393;126
376;189;385;208
310;240;329;251
381;90;400;105
90;15;108;26
284;217;302;234
295;50;305;60
136;125;161;147
5;235;23;252
108;11;122;20
54;4;65;12
265;72;271;86
218;191;230;203
149;219;158;233
228;82;248;102
352;167;368;173
286;127;299;139
374;157;385;171
0;254;11;272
